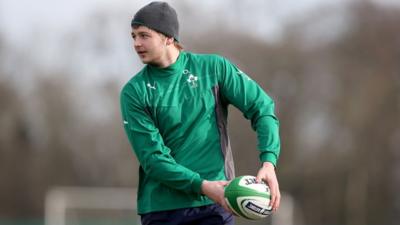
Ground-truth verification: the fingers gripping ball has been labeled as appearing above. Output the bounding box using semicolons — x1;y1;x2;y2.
224;175;272;220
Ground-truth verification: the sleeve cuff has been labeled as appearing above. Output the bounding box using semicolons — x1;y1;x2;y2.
259;152;277;167
191;175;204;194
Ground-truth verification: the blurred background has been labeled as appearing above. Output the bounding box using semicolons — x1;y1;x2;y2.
1;0;400;224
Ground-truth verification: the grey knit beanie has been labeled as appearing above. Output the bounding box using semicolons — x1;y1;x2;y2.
131;1;179;42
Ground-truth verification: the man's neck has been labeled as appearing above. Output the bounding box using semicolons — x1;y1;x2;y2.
156;47;180;68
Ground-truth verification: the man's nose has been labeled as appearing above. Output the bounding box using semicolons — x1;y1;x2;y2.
134;40;140;47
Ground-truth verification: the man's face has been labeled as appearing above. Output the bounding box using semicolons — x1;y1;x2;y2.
131;26;167;65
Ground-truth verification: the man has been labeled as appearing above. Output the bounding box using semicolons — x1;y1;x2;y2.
120;2;281;225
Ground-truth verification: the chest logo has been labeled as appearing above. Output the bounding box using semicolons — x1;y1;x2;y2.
187;74;198;88
146;82;156;90
183;69;198;88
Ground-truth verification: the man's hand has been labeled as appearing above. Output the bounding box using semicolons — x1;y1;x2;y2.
256;162;281;212
201;180;232;213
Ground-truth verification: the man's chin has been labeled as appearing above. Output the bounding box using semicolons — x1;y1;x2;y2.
140;58;150;64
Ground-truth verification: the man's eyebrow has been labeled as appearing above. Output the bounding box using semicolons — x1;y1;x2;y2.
132;31;151;36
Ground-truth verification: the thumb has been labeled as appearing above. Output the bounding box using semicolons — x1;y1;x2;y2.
219;180;230;187
256;171;264;184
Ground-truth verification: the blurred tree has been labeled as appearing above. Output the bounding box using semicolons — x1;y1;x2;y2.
186;1;400;225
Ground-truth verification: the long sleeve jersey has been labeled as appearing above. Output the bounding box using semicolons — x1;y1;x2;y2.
120;51;280;214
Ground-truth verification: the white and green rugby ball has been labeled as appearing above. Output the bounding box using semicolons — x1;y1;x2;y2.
224;175;272;220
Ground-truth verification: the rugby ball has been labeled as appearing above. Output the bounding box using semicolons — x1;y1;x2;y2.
224;175;272;220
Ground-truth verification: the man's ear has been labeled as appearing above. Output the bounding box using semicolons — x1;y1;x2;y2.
166;37;175;46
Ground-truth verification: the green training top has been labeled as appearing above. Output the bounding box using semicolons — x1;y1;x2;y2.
120;51;280;214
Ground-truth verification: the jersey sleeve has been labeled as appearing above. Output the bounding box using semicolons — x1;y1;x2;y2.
217;57;281;166
120;84;203;193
